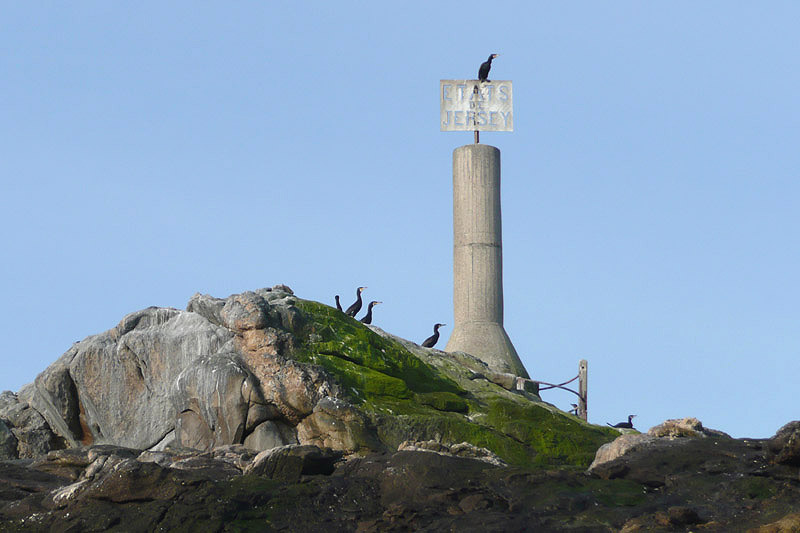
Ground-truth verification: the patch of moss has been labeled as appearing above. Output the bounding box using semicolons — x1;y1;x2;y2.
288;298;617;468
294;300;461;395
415;391;468;413
586;478;648;507
373;409;537;466
737;477;778;500
484;398;618;466
310;352;412;400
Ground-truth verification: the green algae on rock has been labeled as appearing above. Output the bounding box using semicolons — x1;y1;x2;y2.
291;298;617;467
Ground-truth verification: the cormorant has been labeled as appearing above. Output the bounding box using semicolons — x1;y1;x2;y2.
345;286;366;317
421;323;446;348
607;415;636;429
335;295;342;311
478;53;498;82
359;301;382;324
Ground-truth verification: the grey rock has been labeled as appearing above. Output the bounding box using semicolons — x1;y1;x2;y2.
0;389;63;459
0;390;28;425
244;444;342;481
647;417;730;439
167;455;242;479
589;433;660;473
0;390;19;413
0;419;18;459
27;346;82;448
397;440;506;467
173;352;263;451
487;372;517;390
768;420;800;466
221;291;272;332
296;396;380;453
244;420;297;451
66;308;234;449
9;405;62;459
149;429;176;451
186;292;226;327
207;444;259;470
269;284;294;295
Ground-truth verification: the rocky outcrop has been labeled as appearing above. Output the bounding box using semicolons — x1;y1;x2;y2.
4;283;800;530
588;417;734;483
0;390;63;459
647;416;730;438
767;421;800;466
2;284;613;468
0;286;349;459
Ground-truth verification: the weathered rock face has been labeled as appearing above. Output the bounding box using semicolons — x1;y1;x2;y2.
1;287;339;458
26;307;236;451
1;284;616;470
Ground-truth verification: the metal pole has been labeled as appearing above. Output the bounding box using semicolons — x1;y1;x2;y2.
578;359;588;421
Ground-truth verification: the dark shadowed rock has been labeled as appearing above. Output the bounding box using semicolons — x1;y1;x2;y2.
768;421;800;466
0;420;17;460
244;444;343;482
750;512;800;533
1;390;65;459
243;419;297;450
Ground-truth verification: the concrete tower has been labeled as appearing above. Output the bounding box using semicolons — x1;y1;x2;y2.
444;143;529;378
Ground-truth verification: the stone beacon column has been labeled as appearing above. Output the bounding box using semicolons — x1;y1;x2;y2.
445;144;529;378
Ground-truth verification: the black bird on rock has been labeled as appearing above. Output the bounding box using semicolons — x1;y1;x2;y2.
345;286;366;317
478;53;498;82
421;323;446;348
359;301;382;324
335;295;342;311
607;415;636;429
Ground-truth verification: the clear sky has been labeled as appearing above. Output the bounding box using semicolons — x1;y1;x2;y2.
2;2;798;438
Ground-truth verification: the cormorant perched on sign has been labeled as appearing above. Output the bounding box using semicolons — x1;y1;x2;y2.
421;323;446;348
607;415;636;429
359;301;382;324
335;295;342;311
478;54;498;82
345;286;366;317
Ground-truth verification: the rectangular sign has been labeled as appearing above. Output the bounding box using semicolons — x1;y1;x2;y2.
440;80;513;132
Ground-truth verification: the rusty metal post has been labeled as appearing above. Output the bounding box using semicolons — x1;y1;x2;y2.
578;359;588;421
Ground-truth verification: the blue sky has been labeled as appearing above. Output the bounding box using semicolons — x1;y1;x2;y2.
2;3;798;438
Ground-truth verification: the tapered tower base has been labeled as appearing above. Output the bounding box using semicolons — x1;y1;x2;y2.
444;144;529;378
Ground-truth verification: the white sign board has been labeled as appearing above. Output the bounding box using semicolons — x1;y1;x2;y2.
440;80;513;132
